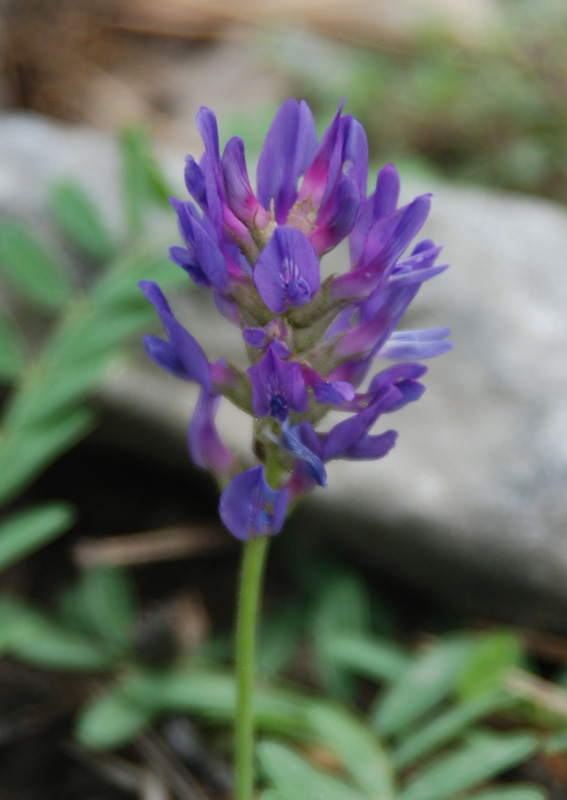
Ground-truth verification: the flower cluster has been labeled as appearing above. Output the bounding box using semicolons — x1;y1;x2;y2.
141;99;450;540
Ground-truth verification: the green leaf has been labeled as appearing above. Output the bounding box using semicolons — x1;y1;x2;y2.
305;703;395;800
393;691;514;769
0;599;38;655
48;181;115;262
311;569;372;698
458;630;524;699
258;603;303;676
322;633;410;683
0;310;24;379
372;636;476;737
0;503;76;572
120;125;173;236
111;665;316;740
0;597;114;671
544;730;567;754
397;732;539;800
0;408;93;505
76;686;154;749
0;223;72;310
65;567;138;647
257;740;367;800
464;787;547;800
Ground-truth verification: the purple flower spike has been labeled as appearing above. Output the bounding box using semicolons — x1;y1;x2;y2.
253;226;320;313
247;344;308;421
143;99;451;539
219;466;289;540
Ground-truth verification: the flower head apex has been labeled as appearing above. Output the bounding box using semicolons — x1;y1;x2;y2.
142;99;451;540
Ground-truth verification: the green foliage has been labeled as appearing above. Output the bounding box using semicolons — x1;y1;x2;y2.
48;181;116;262
0;124;185;520
119;124;174;236
0;502;76;572
372;635;477;736
458;630;525;699
0;308;24;379
258;740;368;800
0;223;73;310
398;732;539;800
0;595;117;671
273;3;567;202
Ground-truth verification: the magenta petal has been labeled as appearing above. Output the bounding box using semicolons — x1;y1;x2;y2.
299;100;344;208
253;226;320;313
256;98;318;223
310;176;361;254
219;466;288;540
222;136;269;228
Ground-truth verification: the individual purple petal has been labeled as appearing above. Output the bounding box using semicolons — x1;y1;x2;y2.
142;335;188;380
214;292;242;326
243;328;268;349
377;328;452;360
280;420;327;487
373;163;401;221
342;429;398;460
247;344;308;421
184;156;207;208
285;421;325;501
169;245;210;288
336;362;427;412
334;283;420;361
139;281;211;391
301;365;355;406
256;99;318;223
219;466;288;540
243;319;290;355
253;226;320;313
170;198;229;292
349;164;400;268
189;389;235;477
373;195;432;267
243;328;291;358
341;117;369;207
322;386;401;461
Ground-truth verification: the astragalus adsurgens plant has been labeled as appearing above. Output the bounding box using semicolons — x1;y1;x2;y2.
142;98;451;539
141;98;450;800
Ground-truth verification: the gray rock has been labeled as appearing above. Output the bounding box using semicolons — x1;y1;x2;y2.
3;112;567;626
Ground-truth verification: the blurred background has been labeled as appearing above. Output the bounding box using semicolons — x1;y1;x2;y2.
2;1;567;798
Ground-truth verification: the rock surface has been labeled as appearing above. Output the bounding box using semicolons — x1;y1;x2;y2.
2;111;567;627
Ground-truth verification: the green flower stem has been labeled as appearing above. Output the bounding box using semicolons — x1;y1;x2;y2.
235;534;270;800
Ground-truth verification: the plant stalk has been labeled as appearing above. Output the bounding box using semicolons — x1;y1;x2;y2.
234;534;270;800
